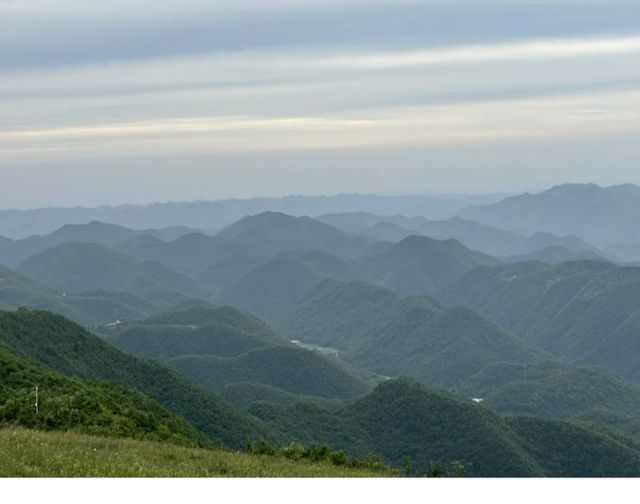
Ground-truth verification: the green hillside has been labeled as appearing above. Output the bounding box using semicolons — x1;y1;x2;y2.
468;361;640;436
511;231;604;257
0;429;393;477
102;301;288;362
277;279;544;388
117;232;230;273
0;309;279;448
251;379;640;477
16;242;211;306
169;346;372;400
584;312;640;381
438;261;640;381
0;264;159;325
317;213;524;256
220;382;344;409
216;249;369;321
503;245;606;265
104;302;373;403
141;301;281;337
216;211;371;258
360;235;500;296
117;212;371;290
277;279;640;433
106;323;278;361
0;221;199;268
0;348;208;447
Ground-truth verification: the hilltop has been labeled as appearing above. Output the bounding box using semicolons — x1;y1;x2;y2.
16;242;212;305
103;302;374;404
319;213;524;256
0;264;159;325
360;235;500;295
216;250;369;321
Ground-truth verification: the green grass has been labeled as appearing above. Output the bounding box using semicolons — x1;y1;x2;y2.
0;428;395;477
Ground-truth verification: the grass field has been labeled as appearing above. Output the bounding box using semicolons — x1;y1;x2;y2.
0;429;395;477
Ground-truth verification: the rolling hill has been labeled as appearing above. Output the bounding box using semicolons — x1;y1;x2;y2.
0;264;160;325
438;260;640;382
118;212;373;290
169;346;371;400
251;379;640;477
359;235;500;296
276;279;544;388
16;242;212;305
103;302;373;403
318;212;524;256
0;221;200;268
510;232;604;257
503;245;607;265
216;211;371;258
0;309;279;448
216;249;369;321
277;279;640;434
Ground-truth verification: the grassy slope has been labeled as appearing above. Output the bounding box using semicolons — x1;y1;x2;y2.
0;429;392;477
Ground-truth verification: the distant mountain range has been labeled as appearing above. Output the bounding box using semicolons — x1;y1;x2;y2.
0;193;507;239
459;183;640;254
318;212;612;262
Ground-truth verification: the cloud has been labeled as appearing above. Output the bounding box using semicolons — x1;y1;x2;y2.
2;89;638;161
322;35;640;69
1;1;640;205
3;0;639;71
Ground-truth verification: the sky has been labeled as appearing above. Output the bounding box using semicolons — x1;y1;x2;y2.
1;0;640;209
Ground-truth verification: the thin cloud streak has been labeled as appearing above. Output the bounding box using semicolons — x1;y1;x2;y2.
4;34;640;87
322;35;640;69
2;89;638;160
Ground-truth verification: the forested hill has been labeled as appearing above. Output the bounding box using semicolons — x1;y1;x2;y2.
0;309;278;448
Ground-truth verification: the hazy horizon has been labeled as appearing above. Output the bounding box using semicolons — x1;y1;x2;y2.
0;180;635;212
